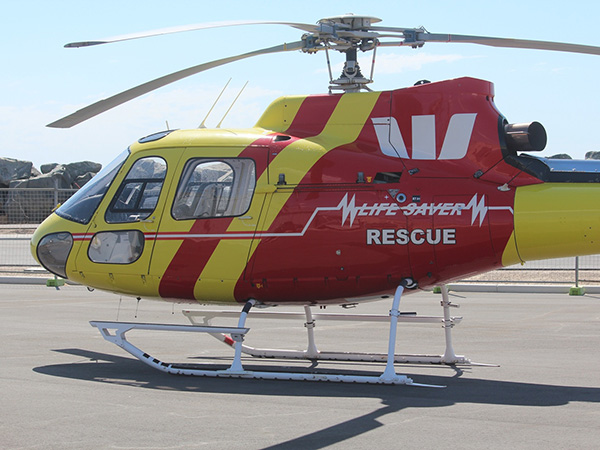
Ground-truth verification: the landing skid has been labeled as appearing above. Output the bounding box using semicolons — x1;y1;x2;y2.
183;285;473;366
91;285;481;386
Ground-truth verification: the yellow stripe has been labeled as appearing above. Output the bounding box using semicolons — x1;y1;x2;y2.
314;91;382;146
193;239;254;302
196;92;382;301
149;143;250;302
194;93;379;301
259;91;382;231
254;96;306;133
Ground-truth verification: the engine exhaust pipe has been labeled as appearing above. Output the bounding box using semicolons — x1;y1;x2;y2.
504;121;547;152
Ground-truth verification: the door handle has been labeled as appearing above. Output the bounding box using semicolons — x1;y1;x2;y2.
237;216;256;227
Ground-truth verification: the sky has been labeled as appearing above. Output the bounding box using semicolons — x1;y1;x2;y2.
3;0;600;169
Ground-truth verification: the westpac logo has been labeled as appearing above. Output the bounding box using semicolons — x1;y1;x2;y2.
372;113;477;160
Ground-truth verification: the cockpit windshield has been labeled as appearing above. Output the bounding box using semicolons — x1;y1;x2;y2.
56;149;129;224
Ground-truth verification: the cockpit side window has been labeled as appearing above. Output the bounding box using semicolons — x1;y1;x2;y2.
172;158;256;220
105;156;167;223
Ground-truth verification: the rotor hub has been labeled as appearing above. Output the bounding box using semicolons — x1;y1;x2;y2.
317;14;382;29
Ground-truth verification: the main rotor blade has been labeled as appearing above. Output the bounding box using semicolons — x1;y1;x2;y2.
370;26;600;55
421;33;600;55
65;20;317;48
375;27;600;56
47;41;304;128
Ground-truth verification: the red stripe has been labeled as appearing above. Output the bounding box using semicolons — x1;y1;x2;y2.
285;94;342;138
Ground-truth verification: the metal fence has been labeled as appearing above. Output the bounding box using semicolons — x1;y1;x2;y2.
467;256;600;285
0;187;76;273
0;188;77;224
0;227;38;268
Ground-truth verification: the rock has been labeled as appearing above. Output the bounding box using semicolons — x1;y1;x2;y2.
9;169;72;189
548;153;572;159
65;161;102;180
50;165;74;187
0;157;34;187
40;163;59;174
585;151;600;160
2;159;102;223
29;162;102;189
73;172;94;188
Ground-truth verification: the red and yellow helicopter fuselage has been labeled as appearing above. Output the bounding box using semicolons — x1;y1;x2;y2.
31;77;600;304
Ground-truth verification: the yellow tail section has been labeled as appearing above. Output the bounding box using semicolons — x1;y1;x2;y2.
506;183;600;264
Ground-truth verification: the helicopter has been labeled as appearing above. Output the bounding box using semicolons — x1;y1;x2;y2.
31;14;600;385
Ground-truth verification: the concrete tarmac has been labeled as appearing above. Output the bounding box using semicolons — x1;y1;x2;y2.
1;284;600;449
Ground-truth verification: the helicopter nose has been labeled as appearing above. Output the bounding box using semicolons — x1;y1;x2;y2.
33;232;73;279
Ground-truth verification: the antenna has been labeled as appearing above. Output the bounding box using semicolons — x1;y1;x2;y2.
199;78;231;128
217;81;248;128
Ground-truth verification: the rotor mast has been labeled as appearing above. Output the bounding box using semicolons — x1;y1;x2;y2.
303;14;382;93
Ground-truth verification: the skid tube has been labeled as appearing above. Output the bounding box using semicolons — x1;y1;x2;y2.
91;284;465;386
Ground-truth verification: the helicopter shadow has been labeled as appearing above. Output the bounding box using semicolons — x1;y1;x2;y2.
34;347;600;407
33;347;600;448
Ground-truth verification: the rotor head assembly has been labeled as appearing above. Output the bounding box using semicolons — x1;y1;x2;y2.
303;14;382;52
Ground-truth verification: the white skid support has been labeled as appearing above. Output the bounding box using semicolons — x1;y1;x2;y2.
182;294;469;365
90;321;250;374
89;321;438;386
90;288;448;386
